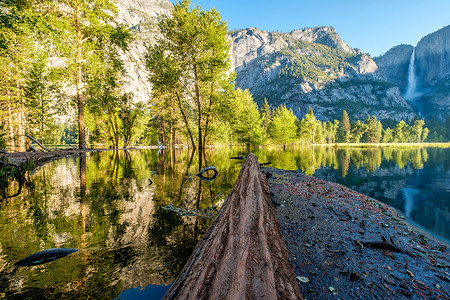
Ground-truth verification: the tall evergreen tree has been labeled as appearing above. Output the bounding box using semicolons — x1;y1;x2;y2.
350;120;367;143
363;116;382;143
337;110;351;143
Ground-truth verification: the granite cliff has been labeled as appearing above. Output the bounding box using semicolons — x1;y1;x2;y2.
115;0;172;103
376;25;450;120
229;27;416;122
415;25;450;119
374;45;413;94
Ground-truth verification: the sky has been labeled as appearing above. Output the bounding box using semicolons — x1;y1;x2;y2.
169;0;450;57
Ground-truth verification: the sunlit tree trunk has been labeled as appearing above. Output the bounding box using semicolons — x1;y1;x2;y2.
17;95;26;152
174;90;195;149
8;99;15;151
193;62;202;169
75;8;86;150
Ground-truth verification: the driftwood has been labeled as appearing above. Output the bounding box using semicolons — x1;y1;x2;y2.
25;134;51;152
163;153;302;300
196;166;218;182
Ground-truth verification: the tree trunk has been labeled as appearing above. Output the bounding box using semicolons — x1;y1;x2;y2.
7;98;15;151
174;90;195;149
17;95;25;152
193;60;202;169
163;154;302;300
75;6;86;150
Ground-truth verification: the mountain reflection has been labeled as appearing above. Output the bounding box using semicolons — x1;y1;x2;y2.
0;146;448;298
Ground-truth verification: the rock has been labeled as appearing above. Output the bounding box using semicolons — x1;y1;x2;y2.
229;27;416;122
415;25;450;89
375;25;450;120
374;44;413;93
115;0;172;103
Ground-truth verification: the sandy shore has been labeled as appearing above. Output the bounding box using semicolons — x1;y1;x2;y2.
266;167;449;300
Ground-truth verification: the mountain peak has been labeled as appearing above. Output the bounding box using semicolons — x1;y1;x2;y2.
289;26;356;54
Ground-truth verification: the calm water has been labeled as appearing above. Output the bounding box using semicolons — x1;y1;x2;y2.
0;146;449;299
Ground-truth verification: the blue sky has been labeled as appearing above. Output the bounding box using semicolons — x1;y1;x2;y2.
169;0;450;57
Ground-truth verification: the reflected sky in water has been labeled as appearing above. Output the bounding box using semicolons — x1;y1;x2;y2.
0;146;449;299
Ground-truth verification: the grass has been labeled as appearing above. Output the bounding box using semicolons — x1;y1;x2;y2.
332;142;450;148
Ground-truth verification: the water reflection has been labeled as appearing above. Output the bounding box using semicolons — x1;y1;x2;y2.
0;146;449;299
0;149;240;299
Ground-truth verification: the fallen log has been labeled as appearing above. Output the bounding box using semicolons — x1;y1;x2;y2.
163;153;302;300
25;134;51;152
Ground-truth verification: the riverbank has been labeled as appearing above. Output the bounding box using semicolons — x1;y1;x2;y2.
1;149;105;167
265;167;450;299
1;146;166;167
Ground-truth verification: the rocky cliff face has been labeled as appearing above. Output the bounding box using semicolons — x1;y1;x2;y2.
414;26;450;119
415;25;450;88
115;0;172;103
230;27;416;122
374;45;413;94
375;25;450;120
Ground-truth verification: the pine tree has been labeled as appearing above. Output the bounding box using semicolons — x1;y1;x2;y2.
350;121;367;143
363;116;382;143
337;110;351;143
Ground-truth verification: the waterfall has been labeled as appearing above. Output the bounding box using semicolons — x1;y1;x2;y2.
404;47;420;100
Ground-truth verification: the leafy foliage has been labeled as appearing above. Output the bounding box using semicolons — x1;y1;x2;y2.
268;104;298;144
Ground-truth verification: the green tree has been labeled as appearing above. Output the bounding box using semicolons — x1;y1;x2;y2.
146;0;231;167
350;120;367;143
445;116;450;141
337;110;351;143
260;97;271;134
393;120;407;143
268;104;297;144
48;0;125;149
382;128;393;143
411;119;425;143
422;127;429;142
363;116;382;143
85;26;132;149
302;106;319;144
24;50;60;145
230;89;263;146
324;120;339;143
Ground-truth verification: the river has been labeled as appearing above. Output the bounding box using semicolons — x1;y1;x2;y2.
0;145;448;299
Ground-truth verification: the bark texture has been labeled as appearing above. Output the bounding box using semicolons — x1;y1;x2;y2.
163;153;302;300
